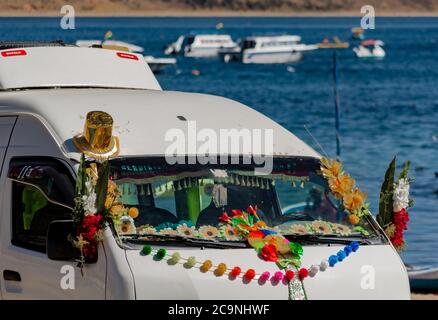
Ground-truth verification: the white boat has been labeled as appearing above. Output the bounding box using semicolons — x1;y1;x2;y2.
143;56;176;73
222;35;318;64
76;39;175;73
353;40;385;59
165;34;237;58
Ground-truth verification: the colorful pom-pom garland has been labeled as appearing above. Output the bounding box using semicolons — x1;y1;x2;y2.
139;241;360;287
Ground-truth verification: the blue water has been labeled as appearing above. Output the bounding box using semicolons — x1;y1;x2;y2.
1;17;438;266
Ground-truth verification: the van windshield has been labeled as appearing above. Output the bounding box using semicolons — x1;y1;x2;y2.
109;157;376;242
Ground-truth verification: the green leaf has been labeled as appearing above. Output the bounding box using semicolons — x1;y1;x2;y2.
75;154;87;197
377;157;396;228
95;161;110;213
398;160;410;180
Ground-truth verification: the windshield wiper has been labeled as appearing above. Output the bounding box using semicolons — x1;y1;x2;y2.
283;234;375;245
120;233;248;249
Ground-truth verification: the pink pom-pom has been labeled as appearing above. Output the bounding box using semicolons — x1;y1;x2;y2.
259;271;270;282
272;271;284;282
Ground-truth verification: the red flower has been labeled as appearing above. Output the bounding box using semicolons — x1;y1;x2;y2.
260;244;278;262
219;212;231;223
247;205;257;215
298;268;309;280
244;269;256;281
231;209;243;217
285;270;295;281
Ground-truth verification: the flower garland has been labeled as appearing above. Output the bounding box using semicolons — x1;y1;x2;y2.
377;158;413;252
218;206;303;269
138;241;360;286
320;157;370;228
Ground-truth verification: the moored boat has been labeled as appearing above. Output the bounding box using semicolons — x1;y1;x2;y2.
353;40;385;59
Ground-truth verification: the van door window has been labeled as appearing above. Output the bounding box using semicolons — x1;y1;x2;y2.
8;158;74;253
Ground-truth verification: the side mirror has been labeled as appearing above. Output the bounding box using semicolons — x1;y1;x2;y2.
47;220;79;261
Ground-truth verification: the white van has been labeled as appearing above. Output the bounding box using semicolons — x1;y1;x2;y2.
0;44;409;299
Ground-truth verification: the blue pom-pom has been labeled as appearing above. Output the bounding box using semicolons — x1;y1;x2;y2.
337;250;347;262
344;245;352;256
329;255;338;267
350;241;360;252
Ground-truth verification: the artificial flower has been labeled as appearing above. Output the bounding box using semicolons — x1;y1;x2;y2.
311;220;333;235
331;223;351;236
110;204;126;217
105;180;120;209
200;260;213;273
176;224;198;238
320;157;343;180
160;228;178;236
155;248;166;260
264;234;291;254
82;190;97;215
138;226;157;235
214;263;227;277
343;188;367;213
244;269;256;281
289;224;308;235
298;268;309;280
272;271;284;282
329;174;355;198
128;207;139;219
259;272;270;282
118;216;136;234
328;255;338;267
285;270;295;281
393;178;410;212
247;205;258;216
319;259;329;271
290;242;304;257
254;221;267;228
141;245;152;255
198;225;219;239
220;225;240;241
231;209;244;217
309;265;319;277
186;256;197;268
348;214;360;225
260;244;278;262
230;266;241;278
219;212;231;223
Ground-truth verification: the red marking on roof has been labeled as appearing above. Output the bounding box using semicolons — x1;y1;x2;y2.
1;49;27;57
116;52;138;60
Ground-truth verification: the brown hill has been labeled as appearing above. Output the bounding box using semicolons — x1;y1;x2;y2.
1;0;438;16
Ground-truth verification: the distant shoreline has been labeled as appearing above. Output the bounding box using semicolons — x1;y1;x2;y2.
1;9;438;18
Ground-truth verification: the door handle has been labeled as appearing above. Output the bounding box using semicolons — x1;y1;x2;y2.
3;270;21;282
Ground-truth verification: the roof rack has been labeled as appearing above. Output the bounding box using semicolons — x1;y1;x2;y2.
0;40;73;50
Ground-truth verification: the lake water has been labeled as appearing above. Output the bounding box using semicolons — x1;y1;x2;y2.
1;16;438;266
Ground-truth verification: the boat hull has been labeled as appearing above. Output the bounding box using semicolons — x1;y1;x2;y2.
242;51;303;64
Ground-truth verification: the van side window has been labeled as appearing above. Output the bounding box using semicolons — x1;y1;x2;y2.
9;158;74;253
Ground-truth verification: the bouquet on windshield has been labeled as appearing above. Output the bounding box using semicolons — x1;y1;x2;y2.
377;158;413;252
219;206;304;269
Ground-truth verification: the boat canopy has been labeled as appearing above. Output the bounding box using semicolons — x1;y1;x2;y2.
0;46;160;91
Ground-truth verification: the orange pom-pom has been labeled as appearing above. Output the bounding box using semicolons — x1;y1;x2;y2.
128;207;139;219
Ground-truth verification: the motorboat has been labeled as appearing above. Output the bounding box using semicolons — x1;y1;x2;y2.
164;34;237;58
76;39;175;73
221;35;318;64
353;40;385;59
143;56;176;73
407;264;438;293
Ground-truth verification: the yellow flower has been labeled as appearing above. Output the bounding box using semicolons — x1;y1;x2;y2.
328;174;355;198
343;188;367;213
105;181;120;209
331;223;351;236
198;225;219;239
160;228;178;236
321;157;343;180
138;226;156;235
311;220;333;235
220;225;240;241
289;224;308;235
110;204;126;217
176;224;198;238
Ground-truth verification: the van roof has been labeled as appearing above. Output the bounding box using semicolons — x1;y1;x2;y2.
0;88;319;159
0;46;160;91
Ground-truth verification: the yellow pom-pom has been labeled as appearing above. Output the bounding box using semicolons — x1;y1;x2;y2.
128;207;139;219
170;252;181;264
214;263;227;276
200;260;213;273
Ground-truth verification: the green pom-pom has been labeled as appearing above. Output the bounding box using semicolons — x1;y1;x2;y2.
156;248;167;260
141;245;152;255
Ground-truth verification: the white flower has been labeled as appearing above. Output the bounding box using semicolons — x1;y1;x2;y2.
393;178;410;212
82;192;97;215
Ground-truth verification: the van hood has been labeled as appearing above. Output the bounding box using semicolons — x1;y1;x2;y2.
125;244;410;300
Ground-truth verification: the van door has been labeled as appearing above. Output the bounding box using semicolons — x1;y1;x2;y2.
0;157;106;299
0;117;17;175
